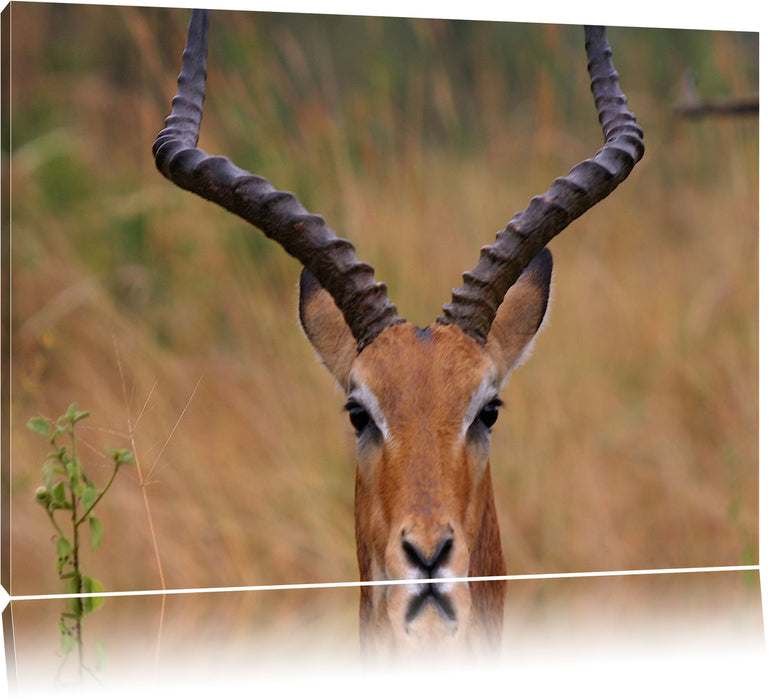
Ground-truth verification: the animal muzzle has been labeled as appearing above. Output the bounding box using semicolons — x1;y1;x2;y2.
382;523;474;649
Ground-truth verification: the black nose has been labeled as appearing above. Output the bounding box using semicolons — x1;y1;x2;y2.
402;534;453;574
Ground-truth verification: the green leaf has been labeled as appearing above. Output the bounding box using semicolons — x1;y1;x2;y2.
55;537;73;573
50;481;68;509
73;409;91;424
48;446;67;463
95;639;108;671
109;448;135;467
71;479;85;499
89;516;103;550
64;402;79;423
64;455;80;485
58;619;75;655
41;458;59;491
81;485;99;513
61;403;90;426
56;536;72;557
27;416;50;436
80;575;105;614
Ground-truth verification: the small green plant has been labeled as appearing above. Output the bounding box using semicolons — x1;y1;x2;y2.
28;402;133;683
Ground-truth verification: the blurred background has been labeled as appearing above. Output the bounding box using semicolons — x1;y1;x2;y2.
5;1;759;686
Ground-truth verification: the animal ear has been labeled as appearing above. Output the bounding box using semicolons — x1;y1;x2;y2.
486;248;553;385
299;268;358;391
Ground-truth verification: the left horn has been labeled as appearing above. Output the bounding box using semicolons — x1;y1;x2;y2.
438;26;644;344
153;9;403;350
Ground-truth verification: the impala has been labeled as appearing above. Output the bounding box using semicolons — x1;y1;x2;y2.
154;10;643;655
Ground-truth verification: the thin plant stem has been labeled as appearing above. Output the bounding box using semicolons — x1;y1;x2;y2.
113;337;167;591
75;462;121;527
112;337;203;679
113;336;167;677
144;375;202;484
46;508;66;539
68;427;84;681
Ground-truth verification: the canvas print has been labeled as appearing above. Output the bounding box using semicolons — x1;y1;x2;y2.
2;1;761;692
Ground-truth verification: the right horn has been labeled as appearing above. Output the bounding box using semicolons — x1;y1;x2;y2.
438;26;645;345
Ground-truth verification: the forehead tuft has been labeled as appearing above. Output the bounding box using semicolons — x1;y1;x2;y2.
414;326;433;342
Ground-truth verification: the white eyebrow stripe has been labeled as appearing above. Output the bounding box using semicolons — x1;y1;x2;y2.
460;372;499;439
349;381;391;442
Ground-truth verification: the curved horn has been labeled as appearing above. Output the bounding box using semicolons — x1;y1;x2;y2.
153;9;403;351
438;25;645;344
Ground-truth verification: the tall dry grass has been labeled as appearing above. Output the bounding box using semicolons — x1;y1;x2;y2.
7;4;759;676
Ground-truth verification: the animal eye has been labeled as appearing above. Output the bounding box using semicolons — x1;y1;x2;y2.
478;399;502;429
345;400;372;433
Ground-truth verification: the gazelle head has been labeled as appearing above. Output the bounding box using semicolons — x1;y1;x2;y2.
154;10;643;655
300;254;551;654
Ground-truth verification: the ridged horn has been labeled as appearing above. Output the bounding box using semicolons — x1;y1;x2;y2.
438;25;645;344
153;9;403;351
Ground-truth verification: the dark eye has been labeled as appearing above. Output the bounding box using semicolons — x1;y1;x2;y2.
345;400;372;433
478;398;502;429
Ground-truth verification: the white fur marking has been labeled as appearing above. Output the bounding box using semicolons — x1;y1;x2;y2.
460;371;499;440
349;380;392;443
